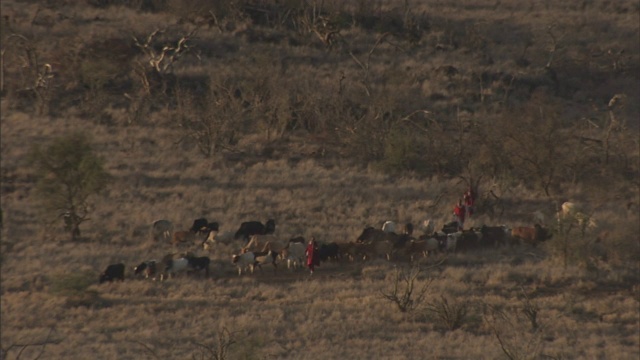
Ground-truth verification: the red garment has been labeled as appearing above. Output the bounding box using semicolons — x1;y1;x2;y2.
306;240;319;271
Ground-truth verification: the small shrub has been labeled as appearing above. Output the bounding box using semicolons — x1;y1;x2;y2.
519;287;539;331
426;295;470;331
380;265;432;314
28;132;112;241
190;327;240;360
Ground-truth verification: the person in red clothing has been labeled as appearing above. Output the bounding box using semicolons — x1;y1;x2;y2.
306;236;319;275
463;186;475;217
453;199;466;231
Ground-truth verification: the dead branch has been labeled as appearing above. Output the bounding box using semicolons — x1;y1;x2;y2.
2;327;63;360
132;27;199;75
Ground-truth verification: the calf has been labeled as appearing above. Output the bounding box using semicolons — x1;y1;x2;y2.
99;263;125;284
133;260;157;279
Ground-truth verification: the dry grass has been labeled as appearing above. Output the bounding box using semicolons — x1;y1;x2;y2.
1;0;639;359
2;111;639;359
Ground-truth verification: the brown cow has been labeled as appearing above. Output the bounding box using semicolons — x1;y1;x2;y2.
172;230;197;245
511;224;552;246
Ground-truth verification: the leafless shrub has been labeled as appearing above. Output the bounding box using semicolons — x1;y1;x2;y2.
519;287;539;331
3;34;54;115
483;305;546;360
380;265;434;314
133;327;240;360
174;83;242;157
1;327;63;360
426;295;470;331
190;327;240;360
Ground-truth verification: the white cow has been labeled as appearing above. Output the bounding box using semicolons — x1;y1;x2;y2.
382;221;397;234
281;242;306;270
151;219;173;241
557;201;596;230
445;232;459;253
561;201;580;216
417;219;435;236
203;230;235;249
232;252;256;275
160;257;190;281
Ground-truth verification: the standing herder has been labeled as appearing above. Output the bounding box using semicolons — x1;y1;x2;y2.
306;236;319;275
463;186;476;217
453;199;466;231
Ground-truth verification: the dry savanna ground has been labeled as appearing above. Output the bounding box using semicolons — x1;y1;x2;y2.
1;0;639;359
2;114;639;359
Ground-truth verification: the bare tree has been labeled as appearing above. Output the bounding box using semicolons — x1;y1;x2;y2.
380;263;440;313
132;27;199;76
4;34;54;115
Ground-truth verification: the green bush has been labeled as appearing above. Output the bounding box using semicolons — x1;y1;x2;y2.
28;132;112;241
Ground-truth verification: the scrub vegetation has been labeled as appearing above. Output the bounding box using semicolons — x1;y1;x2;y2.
1;0;638;359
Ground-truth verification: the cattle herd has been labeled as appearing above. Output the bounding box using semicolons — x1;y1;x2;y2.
98;216;555;284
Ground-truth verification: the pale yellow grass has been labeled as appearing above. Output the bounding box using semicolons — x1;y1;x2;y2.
2;111;638;359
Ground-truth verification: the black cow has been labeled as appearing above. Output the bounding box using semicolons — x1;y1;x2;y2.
441;221;459;234
288;236;306;244
99;263;125;284
318;242;340;262
187;256;211;277
133;260;157;279
206;222;219;232
454;230;481;253
403;223;414;235
234;219;276;242
190;218;209;234
479;225;509;247
356;227;400;244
